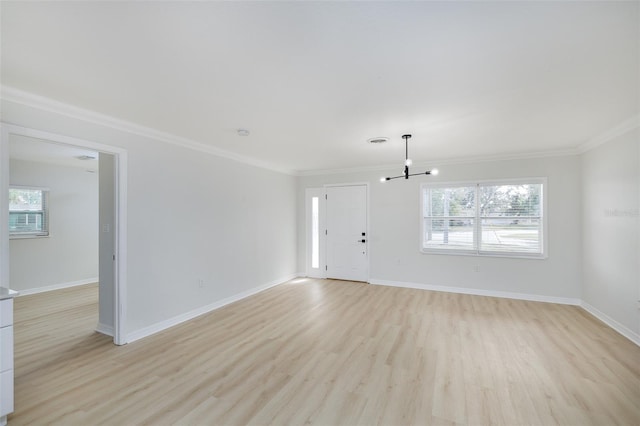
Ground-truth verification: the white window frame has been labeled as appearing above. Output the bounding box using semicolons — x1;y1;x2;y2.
420;177;548;259
9;185;50;239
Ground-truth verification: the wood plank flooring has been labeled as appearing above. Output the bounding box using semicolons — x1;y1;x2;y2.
9;279;640;425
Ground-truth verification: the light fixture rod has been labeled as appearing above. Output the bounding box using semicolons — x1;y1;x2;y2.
380;134;437;182
404;134;409;163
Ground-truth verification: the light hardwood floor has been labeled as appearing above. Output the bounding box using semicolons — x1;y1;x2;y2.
9;279;640;425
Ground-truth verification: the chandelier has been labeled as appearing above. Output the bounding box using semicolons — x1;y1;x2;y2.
380;134;438;182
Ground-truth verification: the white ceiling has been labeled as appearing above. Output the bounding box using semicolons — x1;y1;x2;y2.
9;134;99;171
1;1;638;173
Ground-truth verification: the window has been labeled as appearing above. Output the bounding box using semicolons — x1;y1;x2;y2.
421;179;545;258
311;196;319;268
9;187;49;238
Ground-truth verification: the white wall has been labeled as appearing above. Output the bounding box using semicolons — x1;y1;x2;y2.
9;158;98;292
582;128;639;337
2;99;298;338
298;155;583;301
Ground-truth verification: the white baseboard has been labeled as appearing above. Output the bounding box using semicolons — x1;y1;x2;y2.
580;301;640;347
17;277;99;296
370;278;640;347
95;322;114;337
369;278;582;306
126;274;297;343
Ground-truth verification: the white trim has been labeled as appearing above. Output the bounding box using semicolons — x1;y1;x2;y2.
323;183;370;283
0;125;9;293
1;124;128;346
1;86;294;175
369;278;581;306
4;86;637;177
297;149;578;177
9;185;50;191
16;278;98;296
113;151;127;346
323;181;372;188
95;322;114;337
577;114;640;154
126;274;297;343
420;178;548;259
305;188;325;279
296;116;639;177
2;124;127;158
370;279;639;347
580;301;640;347
9;185;50;239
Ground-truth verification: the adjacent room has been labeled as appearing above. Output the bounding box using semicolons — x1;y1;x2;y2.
0;1;638;425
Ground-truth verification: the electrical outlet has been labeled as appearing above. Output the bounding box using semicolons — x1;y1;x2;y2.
198;279;204;288
473;265;480;272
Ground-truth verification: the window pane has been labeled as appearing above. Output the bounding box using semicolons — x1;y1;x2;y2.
480;218;541;253
9;188;48;236
480;184;541;217
9;188;43;211
9;212;44;233
424;218;475;250
422;181;544;257
425;187;475;217
311;197;319;268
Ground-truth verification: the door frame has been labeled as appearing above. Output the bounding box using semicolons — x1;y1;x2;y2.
323;182;370;283
0;124;128;345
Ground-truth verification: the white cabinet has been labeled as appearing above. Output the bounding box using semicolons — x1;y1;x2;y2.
0;297;15;426
0;370;13;420
0;300;10;328
0;326;12;372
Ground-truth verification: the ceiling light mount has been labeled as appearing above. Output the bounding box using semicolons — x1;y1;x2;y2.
380;134;438;182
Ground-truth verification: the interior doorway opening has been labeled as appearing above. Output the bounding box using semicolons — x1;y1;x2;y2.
0;124;127;345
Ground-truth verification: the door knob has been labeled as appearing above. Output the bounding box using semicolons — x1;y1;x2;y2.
359;239;366;243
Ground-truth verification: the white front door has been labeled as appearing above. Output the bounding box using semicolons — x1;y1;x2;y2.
325;185;368;282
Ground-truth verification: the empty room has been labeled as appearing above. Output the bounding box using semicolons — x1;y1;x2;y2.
0;1;638;425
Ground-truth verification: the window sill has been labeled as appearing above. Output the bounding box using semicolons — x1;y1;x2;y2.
10;234;49;240
421;248;547;260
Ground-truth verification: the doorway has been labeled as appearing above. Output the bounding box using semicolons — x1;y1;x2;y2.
325;184;369;282
0;124;127;345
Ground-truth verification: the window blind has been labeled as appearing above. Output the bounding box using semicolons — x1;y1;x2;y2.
9;187;49;237
422;180;544;257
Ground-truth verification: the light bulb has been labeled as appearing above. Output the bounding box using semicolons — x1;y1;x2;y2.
431;168;439;176
380;177;387;182
405;158;413;166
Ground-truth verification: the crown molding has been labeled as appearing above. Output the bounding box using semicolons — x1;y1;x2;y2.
0;86;296;175
576;114;640;154
296;147;579;177
296;114;640;177
3;86;635;178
